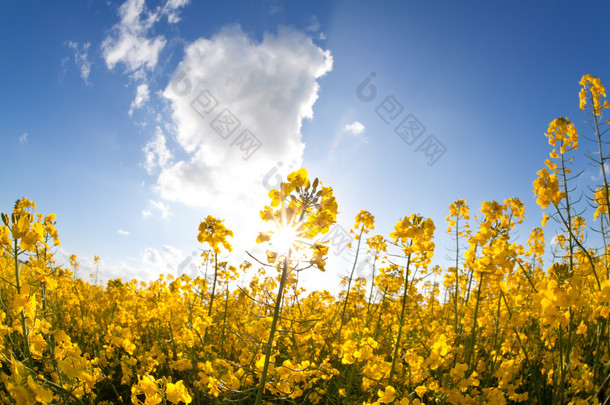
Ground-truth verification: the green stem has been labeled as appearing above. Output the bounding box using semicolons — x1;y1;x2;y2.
560;152;576;280
204;252;218;345
466;273;484;372
14;239;32;364
254;251;290;405
366;252;378;312
557;324;565;405
389;253;411;385
454;217;460;335
373;286;388;341
338;226;364;342
220;284;229;357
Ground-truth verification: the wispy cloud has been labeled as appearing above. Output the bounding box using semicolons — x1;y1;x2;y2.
141;244;189;277
162;0;190;23
102;0;189;75
343;121;365;135
19;132;28;144
550;235;559;246
589;162;610;182
54;246;187;285
66;41;92;84
143;126;173;174
129;83;150;115
330;121;367;152
118;229;130;236
103;0;191;119
306;16;320;33
305;15;326;40
142;199;172;219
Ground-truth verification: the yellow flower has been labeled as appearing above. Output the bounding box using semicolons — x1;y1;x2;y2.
132;375;162;405
354;210;375;237
367;234;387;254
579;74;607;114
257;169;337;271
378;385;396;403
448;199;470;219
545;117;578;155
533;168;564;208
12;293;29;313
197;216;233;254
541;212;550;227
309;242;329;271
122;338;136;355
286;168;310;188
166;380;192;404
390;214;435;260
593;187;609;220
27;376;54;403
0;225;10;249
576;321;588;336
527;227;545;257
415;385;427;399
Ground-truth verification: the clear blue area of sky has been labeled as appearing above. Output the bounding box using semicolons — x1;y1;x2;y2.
1;1;609;285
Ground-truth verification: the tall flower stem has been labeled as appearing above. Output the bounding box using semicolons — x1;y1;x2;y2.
338;225;364;342
204;252;218;345
389;252;411;385
254;251;290;405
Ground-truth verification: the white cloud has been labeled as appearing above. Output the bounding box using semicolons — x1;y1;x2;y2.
142;199;172;219
306;16;320;33
162;0;190;23
142;246;163;266
19;133;28;144
343;121;365;135
66;41;92;84
103;0;191;118
102;0;189;73
305;16;326;40
156;25;333;210
330;121;367;152
129;83;150;115
118;229;130;236
143;127;173;174
269;2;283;15
141;245;189;276
53;245;196;285
589;162;610;182
161;245;183;270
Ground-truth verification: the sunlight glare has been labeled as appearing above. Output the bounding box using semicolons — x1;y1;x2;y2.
270;225;298;256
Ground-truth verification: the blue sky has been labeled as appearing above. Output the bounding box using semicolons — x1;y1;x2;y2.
2;1;610;290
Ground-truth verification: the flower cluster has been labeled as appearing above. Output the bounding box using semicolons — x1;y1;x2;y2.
0;75;609;404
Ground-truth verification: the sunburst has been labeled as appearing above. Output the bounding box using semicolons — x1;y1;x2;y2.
269;222;300;257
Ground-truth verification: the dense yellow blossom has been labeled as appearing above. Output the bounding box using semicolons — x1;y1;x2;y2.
580;74;608;114
0;75;608;404
533;167;565;208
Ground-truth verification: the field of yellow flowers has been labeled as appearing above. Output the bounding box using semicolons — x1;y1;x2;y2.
1;75;609;404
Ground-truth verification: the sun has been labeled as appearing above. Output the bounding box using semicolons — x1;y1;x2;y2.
270;224;299;256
